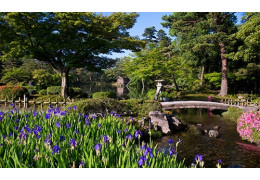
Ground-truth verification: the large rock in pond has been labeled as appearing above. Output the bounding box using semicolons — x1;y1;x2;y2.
149;111;171;134
208;130;219;138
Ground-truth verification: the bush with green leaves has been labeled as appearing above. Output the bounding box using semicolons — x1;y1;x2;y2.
69;87;86;98
39;89;47;96
92;91;116;99
47;86;61;95
67;98;161;118
146;89;156;100
0;85;28;99
222;107;243;122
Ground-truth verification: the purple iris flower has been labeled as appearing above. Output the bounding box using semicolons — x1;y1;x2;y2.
129;117;133;121
0;117;2;122
138;156;148;168
37;135;41;139
66;123;71;129
194;154;203;162
15;119;20;124
0;112;4;116
60;135;65;141
124;128;128;133
25;125;31;133
178;139;182;144
84;115;89;119
94;143;102;151
2;135;6;139
78;113;82;117
102;135;109;142
98;124;101;128
116;114;121;118
68;107;72;110
75;130;79;134
73;106;77;110
168;139;174;145
18;132;27;140
169;147;177;156
45;113;51;119
135;130;142;138
217;159;222;164
78;119;81;123
126;134;133;140
91;115;96;119
55;121;61;128
117;130;121;134
69;139;77;147
33;111;38;117
0;143;3;146
79;160;85;168
85;119;91;126
44;134;53;145
52;145;60;154
14;126;18;131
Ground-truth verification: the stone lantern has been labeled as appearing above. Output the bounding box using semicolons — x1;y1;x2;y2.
154;80;164;101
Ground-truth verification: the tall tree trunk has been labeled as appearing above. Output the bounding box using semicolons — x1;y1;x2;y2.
53;67;70;99
61;71;69;98
172;73;179;92
218;42;228;96
199;65;205;87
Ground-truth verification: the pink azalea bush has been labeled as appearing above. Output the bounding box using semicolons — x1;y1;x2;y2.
237;111;260;144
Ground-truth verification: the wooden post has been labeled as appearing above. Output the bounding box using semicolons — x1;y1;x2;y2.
25;96;28;109
24;94;26;108
33;98;36;109
5;97;7;107
63;99;66;108
49;98;51;107
55;98;58;108
231;99;233;105
18;97;21;109
246;99;248;107
41;98;43;110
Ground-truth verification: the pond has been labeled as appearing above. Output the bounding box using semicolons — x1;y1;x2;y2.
154;108;260;168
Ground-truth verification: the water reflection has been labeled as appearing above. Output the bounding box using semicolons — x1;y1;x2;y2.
154;109;260;168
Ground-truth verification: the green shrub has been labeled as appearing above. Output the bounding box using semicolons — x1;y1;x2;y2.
47;86;61;95
39;89;47;95
0;85;28;99
92;91;116;99
67;98;161;117
69;87;87;98
146;89;156;100
222;107;243;121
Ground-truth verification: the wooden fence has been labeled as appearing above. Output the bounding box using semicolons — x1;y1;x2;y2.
0;95;72;109
220;98;259;107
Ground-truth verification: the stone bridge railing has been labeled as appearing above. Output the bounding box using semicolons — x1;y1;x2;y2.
160;101;259;111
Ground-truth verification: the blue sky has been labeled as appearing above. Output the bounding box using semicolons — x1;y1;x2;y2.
101;12;245;59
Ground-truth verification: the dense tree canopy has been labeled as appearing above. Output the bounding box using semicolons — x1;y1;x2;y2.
0;12;144;98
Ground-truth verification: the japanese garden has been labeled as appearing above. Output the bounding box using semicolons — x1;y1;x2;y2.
0;12;259;168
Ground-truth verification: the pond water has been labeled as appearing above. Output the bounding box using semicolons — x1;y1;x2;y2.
154;108;260;168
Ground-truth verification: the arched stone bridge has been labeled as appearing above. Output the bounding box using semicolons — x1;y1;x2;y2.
160;101;259;111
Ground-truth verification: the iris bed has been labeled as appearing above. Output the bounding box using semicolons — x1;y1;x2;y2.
0;106;186;168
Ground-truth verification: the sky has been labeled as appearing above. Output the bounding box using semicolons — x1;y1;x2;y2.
103;12;245;59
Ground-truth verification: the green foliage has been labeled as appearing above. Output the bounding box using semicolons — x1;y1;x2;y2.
47;86;61;95
32;69;57;88
204;72;222;89
39;89;47;96
69;87;86;98
0;67;30;84
146;89;156;100
222;107;243;122
67;98;161;118
0;85;28;99
92;91;116;99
